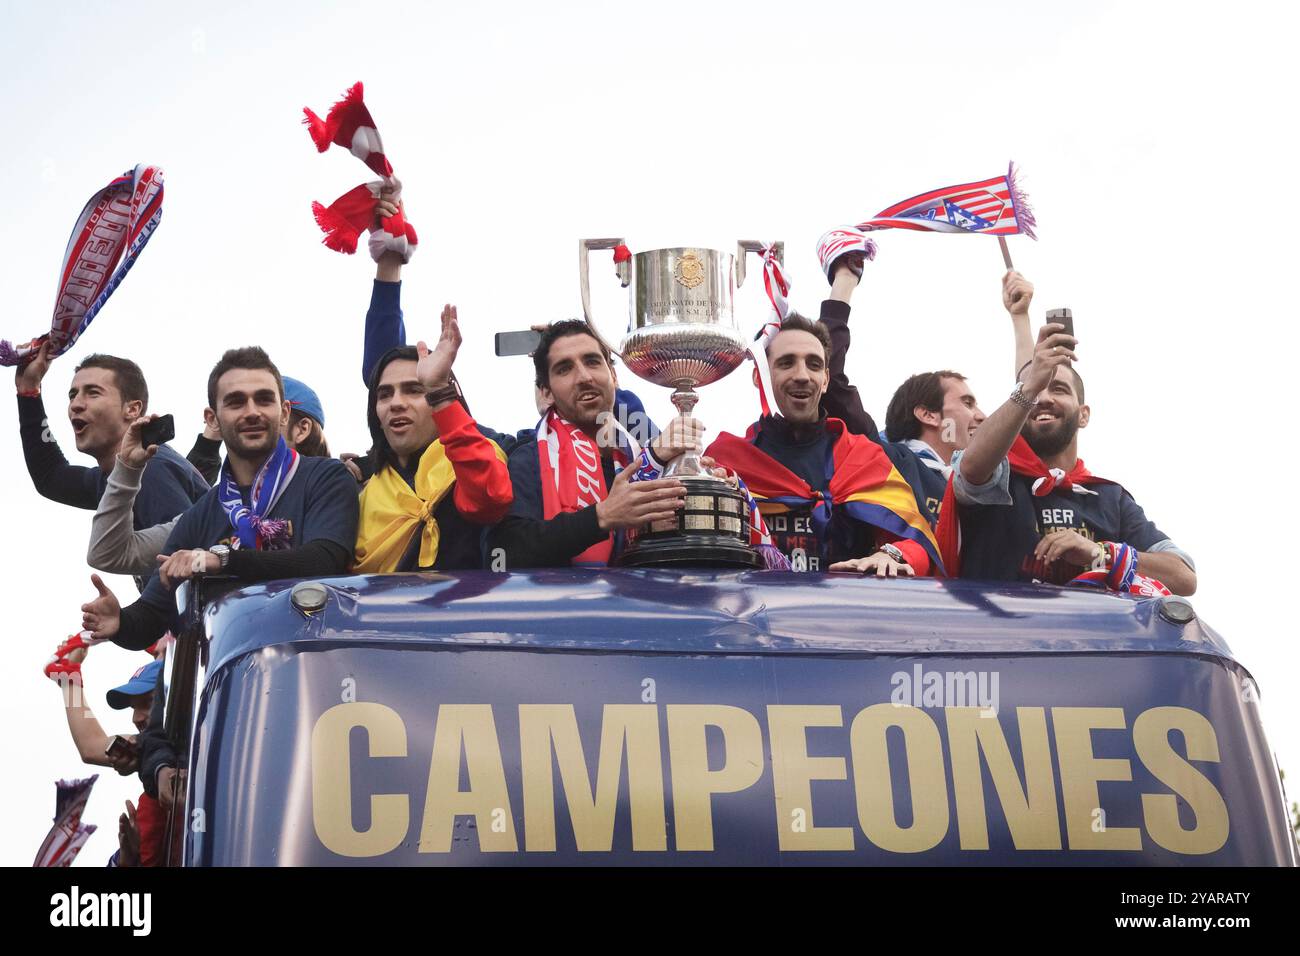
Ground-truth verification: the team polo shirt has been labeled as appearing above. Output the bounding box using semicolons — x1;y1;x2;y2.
950;450;1194;585
137;456;359;616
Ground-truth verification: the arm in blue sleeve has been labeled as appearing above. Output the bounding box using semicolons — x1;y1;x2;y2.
363;279;406;385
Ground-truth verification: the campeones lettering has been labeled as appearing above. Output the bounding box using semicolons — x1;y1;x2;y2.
309;702;1229;859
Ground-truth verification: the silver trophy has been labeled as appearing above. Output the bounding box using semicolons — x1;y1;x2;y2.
579;239;783;567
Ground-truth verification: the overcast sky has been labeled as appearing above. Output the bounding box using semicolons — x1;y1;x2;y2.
1;0;1295;864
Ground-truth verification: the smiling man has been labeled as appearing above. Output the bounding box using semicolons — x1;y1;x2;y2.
948;323;1197;595
488;320;695;568
79;347;360;651
13;342;207;534
352;305;513;572
705;315;943;576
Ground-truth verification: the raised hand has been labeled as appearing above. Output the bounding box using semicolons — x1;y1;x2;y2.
118;415;160;469
416;304;462;391
1021;322;1078;396
14;339;52;394
1002;270;1034;316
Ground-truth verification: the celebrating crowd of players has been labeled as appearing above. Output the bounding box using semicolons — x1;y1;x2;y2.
19;192;1195;864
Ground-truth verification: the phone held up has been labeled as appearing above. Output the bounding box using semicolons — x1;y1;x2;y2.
495;330;543;357
140;414;175;449
1045;307;1074;340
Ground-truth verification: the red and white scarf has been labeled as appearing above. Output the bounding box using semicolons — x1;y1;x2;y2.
1069;541;1172;597
1006;435;1108;497
303;82;418;261
1;165;163;367
748;241;791;418
816;225;878;281
537;409;626;566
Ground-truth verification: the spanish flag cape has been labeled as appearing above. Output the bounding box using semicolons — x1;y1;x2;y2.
935;435;1113;576
706;417;944;574
352;437;506;573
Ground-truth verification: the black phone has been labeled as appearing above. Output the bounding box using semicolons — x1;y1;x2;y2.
140;414;175;448
1046;308;1074;339
105;735;136;760
495;330;543;357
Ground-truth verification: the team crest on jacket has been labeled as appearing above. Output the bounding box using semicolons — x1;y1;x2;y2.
674;251;706;289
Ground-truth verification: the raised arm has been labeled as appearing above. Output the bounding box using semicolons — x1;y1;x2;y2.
1002;270;1035;380
362;187;409;385
88;417;179;575
417;306;514;524
15;340;101;508
958;322;1077;487
818;250;880;439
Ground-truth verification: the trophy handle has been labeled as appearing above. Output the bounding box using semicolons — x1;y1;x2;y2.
578;238;629;359
735;240;783;287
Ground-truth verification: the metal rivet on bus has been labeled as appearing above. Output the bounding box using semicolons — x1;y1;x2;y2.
1158;594;1196;626
291;581;329;615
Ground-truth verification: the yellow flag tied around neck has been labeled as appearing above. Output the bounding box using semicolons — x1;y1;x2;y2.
352;441;458;573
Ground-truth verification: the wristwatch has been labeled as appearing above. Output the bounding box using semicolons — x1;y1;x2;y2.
1009;381;1038;411
878;543;906;564
425;383;461;408
208;544;231;570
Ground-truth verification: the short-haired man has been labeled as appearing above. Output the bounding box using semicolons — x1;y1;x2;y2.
78;346;361;650
353;305;513;571
883;370;985;518
488;320;695;568
706;315;942;576
947;321;1196;595
14;342;208;530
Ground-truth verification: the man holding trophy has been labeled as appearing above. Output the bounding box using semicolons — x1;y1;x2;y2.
486;320;701;569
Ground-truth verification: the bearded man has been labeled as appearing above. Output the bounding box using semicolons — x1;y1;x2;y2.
947;322;1196;595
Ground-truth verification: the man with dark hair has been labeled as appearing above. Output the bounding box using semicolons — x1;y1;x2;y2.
354;187;656;471
881;370;985;518
488;319;695;568
13;341;207;532
947;320;1196;595
78;345;360;650
352;305;513;572
706;314;941;576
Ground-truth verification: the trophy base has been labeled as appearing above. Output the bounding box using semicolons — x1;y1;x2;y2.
615;476;764;570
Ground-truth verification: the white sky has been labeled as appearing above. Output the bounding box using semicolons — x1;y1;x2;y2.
0;0;1295;865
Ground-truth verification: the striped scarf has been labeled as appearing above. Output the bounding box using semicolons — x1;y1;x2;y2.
1;165;163;367
219;437;299;550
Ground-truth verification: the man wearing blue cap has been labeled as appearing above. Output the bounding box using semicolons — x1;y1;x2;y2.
45;647;167;866
284;376;331;458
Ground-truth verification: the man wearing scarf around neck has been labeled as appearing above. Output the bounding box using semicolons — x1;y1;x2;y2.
78;347;360;651
705;315;942;577
488;320;699;569
945;321;1196;595
352;305;512;572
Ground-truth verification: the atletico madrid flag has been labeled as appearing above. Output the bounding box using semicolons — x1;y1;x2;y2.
858;162;1036;238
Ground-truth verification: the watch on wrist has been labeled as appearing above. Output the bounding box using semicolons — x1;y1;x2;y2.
424;383;460;408
209;544;231;570
1009;381;1038;411
878;543;906;564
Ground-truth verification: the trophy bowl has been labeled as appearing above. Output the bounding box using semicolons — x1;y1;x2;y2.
580;238;782;569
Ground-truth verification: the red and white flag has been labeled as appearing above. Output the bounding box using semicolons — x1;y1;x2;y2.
857;162;1036;238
